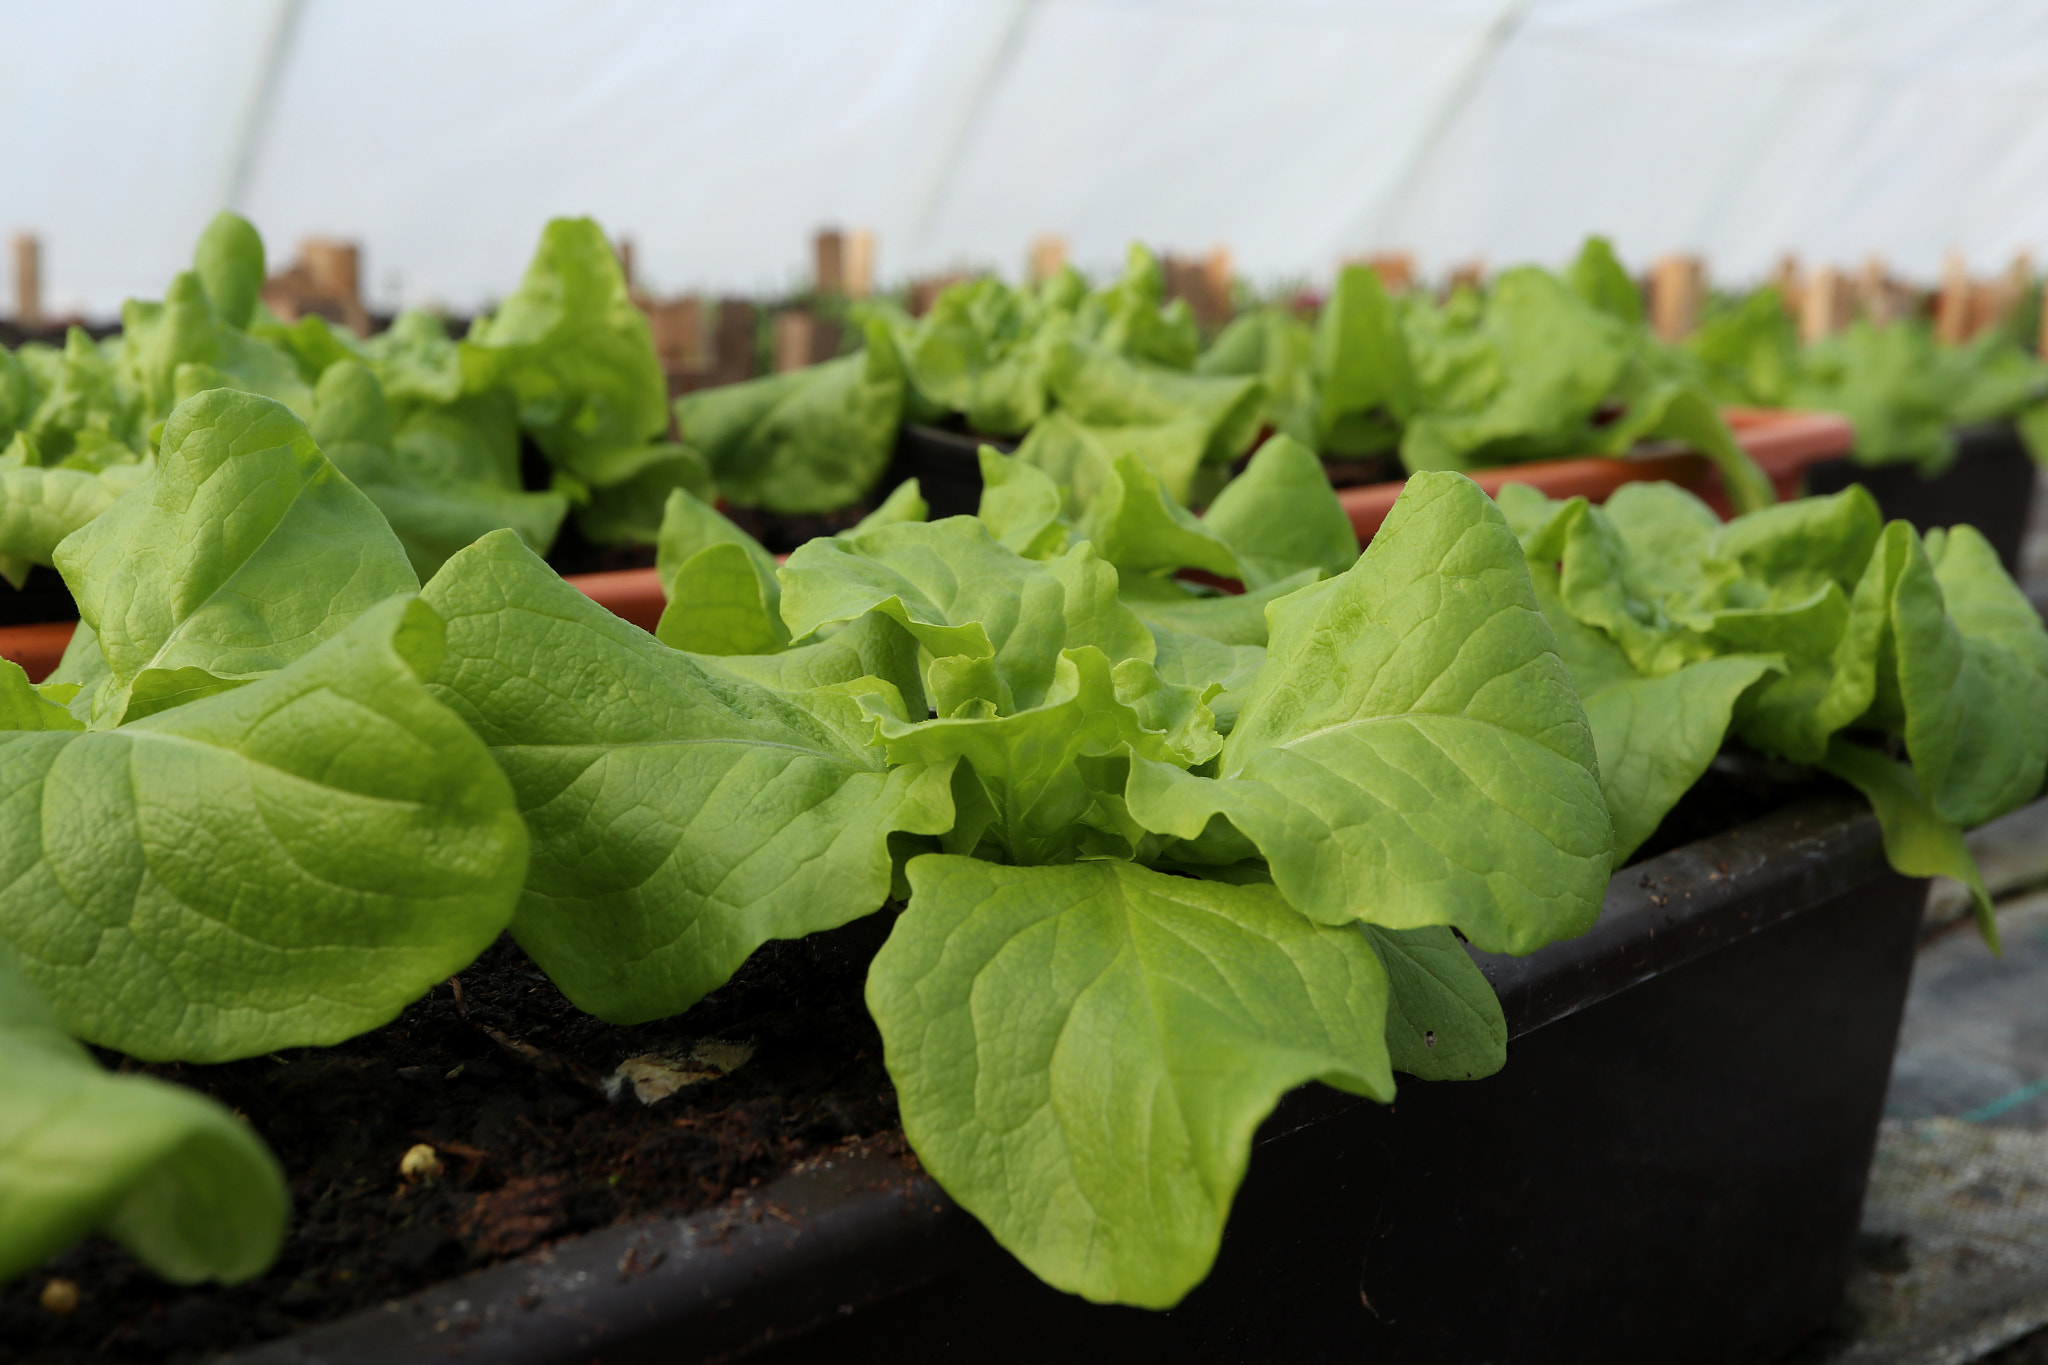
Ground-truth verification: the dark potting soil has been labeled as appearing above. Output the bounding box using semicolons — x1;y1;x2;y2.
0;915;908;1365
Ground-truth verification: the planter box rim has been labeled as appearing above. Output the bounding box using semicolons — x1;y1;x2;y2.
224;791;1889;1365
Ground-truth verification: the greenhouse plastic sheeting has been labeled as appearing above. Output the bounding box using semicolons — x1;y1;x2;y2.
9;0;2048;315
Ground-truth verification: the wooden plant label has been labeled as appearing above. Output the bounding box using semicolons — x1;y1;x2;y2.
12;234;39;327
1649;254;1705;342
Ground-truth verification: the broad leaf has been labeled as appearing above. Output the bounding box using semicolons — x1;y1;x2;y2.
418;531;956;1023
1200;433;1358;588
0;597;528;1061
1125;472;1613;955
0;944;288;1285
55;390;418;726
459;217;669;486
867;855;1393;1308
1363;924;1506;1081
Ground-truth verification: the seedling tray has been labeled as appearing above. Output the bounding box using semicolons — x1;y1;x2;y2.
885;410;1855;544
229;794;1921;1365
1803;419;2038;575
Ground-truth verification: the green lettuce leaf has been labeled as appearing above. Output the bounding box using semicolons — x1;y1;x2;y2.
1199;433;1358;588
418;531;955;1023
675;315;905;514
1313;264;1416;456
1364;923;1506;1081
0;596;527;1061
1125;471;1613;954
55;390;419;726
0;944;288;1286
866;854;1393;1308
780;517;1153;714
314;361;566;577
459;217;669;487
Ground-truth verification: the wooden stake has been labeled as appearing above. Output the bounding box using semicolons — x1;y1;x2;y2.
644;296;708;375
715;297;757;383
1445;259;1486;295
1800;266;1849;344
844;229;875;299
1936;250;1971;345
1649;254;1705;342
616;236;636;293
12;234;39;328
814;230;845;296
1358;251;1414;294
774;311;815;373
1201;246;1233;325
1856;256;1894;326
1770;253;1801;305
1028;235;1068;285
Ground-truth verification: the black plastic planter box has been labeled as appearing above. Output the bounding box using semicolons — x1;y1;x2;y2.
884;423;1019;520
232;795;1921;1365
1805;419;2038;575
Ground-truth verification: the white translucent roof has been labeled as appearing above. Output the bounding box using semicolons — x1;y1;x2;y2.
10;0;2048;317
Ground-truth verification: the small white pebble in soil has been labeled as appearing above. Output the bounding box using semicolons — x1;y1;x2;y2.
400;1143;444;1183
40;1279;79;1315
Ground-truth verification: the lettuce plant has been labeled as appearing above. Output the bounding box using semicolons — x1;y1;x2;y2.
680;246;1261;516
1498;478;2048;942
0;213;696;591
1683;296;2048;472
410;433;1612;1305
1198;238;1775;511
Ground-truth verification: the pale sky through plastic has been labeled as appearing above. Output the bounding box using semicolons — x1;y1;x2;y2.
6;0;2048;315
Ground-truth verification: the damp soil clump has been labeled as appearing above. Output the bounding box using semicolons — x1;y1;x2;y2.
0;916;905;1365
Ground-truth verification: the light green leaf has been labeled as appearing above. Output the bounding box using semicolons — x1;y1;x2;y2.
0;459;151;580
976;447;1068;559
1121;568;1320;648
0;660;84;732
191;211;265;331
1539;559;1780;860
1362;923;1506;1081
0;945;287;1286
54;390;418;726
703;610;926;714
850;477;928;533
870;646;1219;864
1080;452;1240;581
654;489;787;654
459;217;669;486
1200;433;1357;588
1822;738;1995;948
657;542;788;655
1125;471;1613;954
570;441;712;547
0;596;528;1061
1899;524;2048;828
1313;264;1416;456
676;315;905;514
418;531;956;1023
781;518;1153;714
867;855;1394;1308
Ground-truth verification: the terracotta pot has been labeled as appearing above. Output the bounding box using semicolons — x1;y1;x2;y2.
1335;408;1856;545
0;571;675;685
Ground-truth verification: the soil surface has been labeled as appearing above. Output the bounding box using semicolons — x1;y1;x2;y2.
0;916;904;1365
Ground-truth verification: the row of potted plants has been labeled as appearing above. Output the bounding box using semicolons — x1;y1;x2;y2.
5;349;2046;1356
